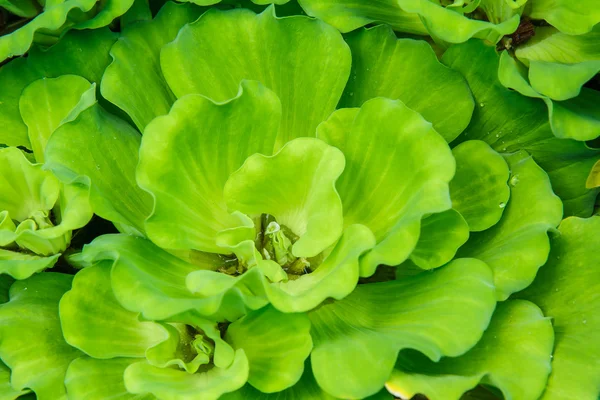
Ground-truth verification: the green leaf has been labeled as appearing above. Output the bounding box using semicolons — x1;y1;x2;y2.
442;39;600;218
498;50;600;142
124;350;249;400
138;80;281;254
82;234;268;321
101;1;202;131
0;250;60;280
145;314;235;373
45;102;152;235
0;0;40;18
0;147;59;223
0;0;97;61
587;160;600;188
161;6;351;149
0;361;29;400
339;25;474;143
397;0;520;44
0;147;60;222
309;258;496;399
296;0;427;34
514;26;600;101
0;148;91;260
456;151;562;300
226;306;312;392
0;28;117;148
387;300;553;400
408;209;469;270
0;275;13;303
317;97;455;277
220;362;338;400
449;140;510;232
259;224;375;313
119;0;152;27
19;75;94;163
528;0;600;35
65;357;156;400
75;0;136;29
0;273;82;400
224;138;344;258
516;216;600;400
60;262;168;359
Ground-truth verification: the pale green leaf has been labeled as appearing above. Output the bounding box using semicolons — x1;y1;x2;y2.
45;102;152;235
456;151;562;300
66;357;156;400
226;306;312;393
161;6;351;149
516;216;600;400
309;258;496;399
317;97;455;277
0;273;82;400
449;140;510;232
340;25;474;143
60;262;168;359
138;80;280;253
388;300;553;400
224;138;344;258
101;1;202;131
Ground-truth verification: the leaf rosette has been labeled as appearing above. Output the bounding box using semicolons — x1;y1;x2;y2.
0;2;587;399
0;146;91;280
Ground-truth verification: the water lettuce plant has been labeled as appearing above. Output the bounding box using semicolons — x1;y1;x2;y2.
0;0;599;399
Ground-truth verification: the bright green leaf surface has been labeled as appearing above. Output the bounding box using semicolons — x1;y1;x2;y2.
0;361;29;400
138;80;281;253
398;0;520;44
587;160;600;188
0;273;82;400
0;28;117;148
0;249;60;280
517;216;600;400
309;258;496;399
66;357;156;400
339;25;474;143
221;362;339;400
443;39;600;218
60;262;168;359
124;350;249;400
498;50;600;142
515;27;600;101
224;138;344;258
528;0;600;35
456;151;562;300
296;0;427;34
101;1;202;131
226;306;312;393
388;300;553;400
161;6;351;149
318;97;455;277
449;140;510;232
0;147;59;222
19;75;94;163
0;0;98;61
82;234;268;321
0;148;89;261
45;102;152;235
408;209;469;270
